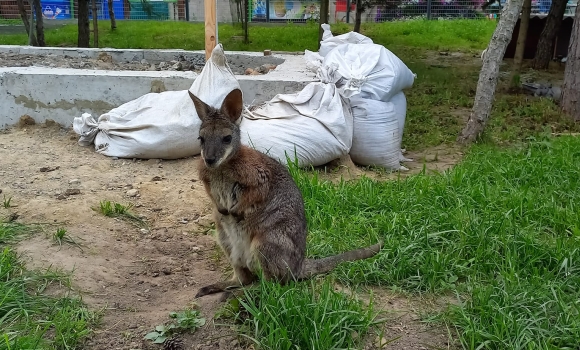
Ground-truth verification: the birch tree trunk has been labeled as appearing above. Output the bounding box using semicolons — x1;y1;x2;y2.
560;5;580;120
457;0;525;144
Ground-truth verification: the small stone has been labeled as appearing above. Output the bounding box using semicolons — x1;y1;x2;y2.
97;52;113;63
19;115;36;127
65;188;81;196
172;62;183;71
264;49;272;56
69;179;81;185
244;68;254;75
161;267;172;275
151;176;163;181
39;166;59;172
192;246;201;252
140;228;149;234
159;62;168;70
140;59;149;65
126;189;139;197
152;272;159;277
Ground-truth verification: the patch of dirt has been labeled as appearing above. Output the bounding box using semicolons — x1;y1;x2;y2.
0;52;277;76
371;292;456;350
0;124;459;349
318;145;464;183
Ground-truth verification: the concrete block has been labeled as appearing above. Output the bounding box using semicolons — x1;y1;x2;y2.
0;47;317;130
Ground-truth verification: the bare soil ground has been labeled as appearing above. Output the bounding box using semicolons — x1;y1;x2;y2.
1;124;457;350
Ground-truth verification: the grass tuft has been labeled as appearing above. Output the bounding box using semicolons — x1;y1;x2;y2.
0;221;96;350
96;200;148;229
231;276;378;350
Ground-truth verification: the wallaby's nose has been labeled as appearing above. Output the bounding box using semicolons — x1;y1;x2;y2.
205;157;217;166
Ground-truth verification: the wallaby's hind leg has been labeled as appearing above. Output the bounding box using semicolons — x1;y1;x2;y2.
255;241;302;284
195;266;257;298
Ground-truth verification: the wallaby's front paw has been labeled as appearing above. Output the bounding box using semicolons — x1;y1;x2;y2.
195;284;224;298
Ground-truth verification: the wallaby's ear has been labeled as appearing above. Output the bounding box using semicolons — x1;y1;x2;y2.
189;90;210;121
220;89;243;123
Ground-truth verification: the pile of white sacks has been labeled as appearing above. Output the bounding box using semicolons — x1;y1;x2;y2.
73;25;415;171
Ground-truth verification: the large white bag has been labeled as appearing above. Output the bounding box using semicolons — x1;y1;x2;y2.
239;81;353;168
318;23;373;57
349;96;402;170
323;43;415;101
73;44;241;159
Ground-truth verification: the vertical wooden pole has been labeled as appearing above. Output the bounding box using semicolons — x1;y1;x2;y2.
205;0;217;60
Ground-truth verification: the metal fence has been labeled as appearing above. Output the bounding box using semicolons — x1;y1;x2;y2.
0;0;577;24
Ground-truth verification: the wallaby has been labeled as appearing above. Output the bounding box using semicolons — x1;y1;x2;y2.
189;88;382;299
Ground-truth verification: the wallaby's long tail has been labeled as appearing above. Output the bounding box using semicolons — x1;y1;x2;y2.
298;241;383;279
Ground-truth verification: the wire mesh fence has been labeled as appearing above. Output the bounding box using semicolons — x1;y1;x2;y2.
0;0;577;24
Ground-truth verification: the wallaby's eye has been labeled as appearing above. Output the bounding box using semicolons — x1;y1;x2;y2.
222;135;232;144
198;136;205;144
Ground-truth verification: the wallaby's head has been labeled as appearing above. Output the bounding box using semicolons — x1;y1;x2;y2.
189;89;243;169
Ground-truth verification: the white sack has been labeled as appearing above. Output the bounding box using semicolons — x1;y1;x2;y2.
239;81;353;168
323;43;415;101
349;95;406;171
73;44;241;159
389;92;413;163
318;23;373;57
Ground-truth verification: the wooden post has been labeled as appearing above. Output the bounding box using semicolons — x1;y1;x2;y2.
205;0;217;60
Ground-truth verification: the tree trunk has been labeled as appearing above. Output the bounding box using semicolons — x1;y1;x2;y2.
318;0;329;45
32;0;45;46
353;0;363;33
532;0;567;69
242;0;249;44
560;6;580;120
92;0;99;47
513;0;532;72
457;0;525;145
78;0;90;47
108;0;117;29
17;0;37;46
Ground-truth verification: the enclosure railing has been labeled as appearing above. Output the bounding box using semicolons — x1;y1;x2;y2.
0;0;576;24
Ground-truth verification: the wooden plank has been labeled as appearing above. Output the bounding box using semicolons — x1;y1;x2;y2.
205;0;217;60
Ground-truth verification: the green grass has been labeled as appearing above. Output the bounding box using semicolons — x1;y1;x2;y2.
0;222;95;349
282;135;580;348
230;276;378;350
0;19;495;52
95;200;148;229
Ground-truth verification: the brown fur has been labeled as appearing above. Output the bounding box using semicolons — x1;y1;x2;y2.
189;89;382;299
